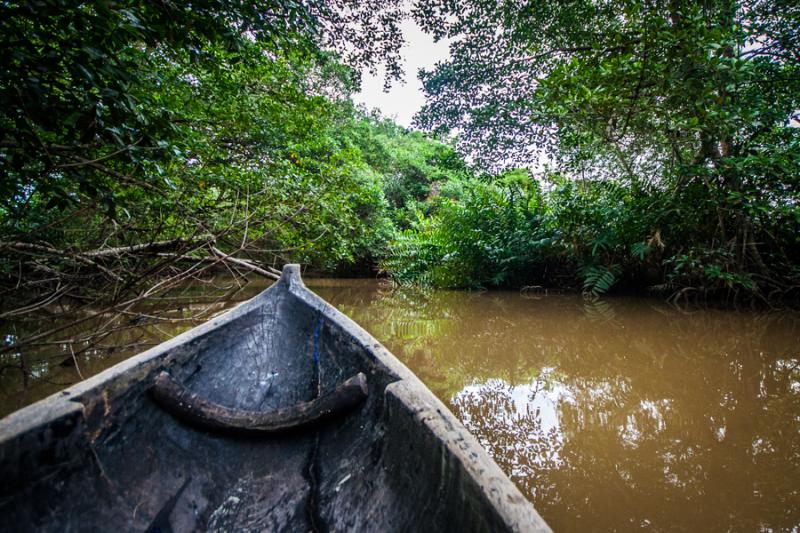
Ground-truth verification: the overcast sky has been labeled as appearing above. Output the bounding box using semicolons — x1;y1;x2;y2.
353;20;450;128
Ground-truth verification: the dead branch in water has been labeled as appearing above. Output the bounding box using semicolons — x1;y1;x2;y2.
210;246;280;280
0;176;342;402
0;233;277;361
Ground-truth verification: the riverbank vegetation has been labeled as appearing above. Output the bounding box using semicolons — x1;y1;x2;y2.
2;0;799;339
393;0;800;303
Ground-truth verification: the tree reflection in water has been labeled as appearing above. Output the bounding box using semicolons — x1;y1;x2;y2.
452;374;566;501
321;283;800;532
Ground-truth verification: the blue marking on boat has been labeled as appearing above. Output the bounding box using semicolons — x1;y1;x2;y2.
312;316;323;366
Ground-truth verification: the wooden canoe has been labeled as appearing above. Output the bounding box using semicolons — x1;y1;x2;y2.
0;265;551;532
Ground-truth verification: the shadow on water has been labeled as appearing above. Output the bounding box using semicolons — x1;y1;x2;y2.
2;277;799;531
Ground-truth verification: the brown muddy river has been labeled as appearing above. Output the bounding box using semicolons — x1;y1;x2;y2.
2;278;799;531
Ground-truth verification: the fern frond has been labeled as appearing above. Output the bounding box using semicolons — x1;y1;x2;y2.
579;263;621;296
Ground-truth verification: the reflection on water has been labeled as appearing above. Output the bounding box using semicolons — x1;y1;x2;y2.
319;283;800;532
454;371;569;472
2;278;799;530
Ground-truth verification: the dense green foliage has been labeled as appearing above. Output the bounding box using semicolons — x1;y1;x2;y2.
0;1;451;305
346;115;471;226
383;171;557;288
1;0;405;212
2;0;798;308
386;0;800;301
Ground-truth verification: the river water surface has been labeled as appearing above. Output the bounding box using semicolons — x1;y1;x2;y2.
2;278;799;531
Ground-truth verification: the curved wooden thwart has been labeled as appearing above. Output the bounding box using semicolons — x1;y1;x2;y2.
151;371;368;435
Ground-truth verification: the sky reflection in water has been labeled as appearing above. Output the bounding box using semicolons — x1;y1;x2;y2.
318;282;800;532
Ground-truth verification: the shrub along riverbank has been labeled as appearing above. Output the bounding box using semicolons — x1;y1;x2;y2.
382;166;800;305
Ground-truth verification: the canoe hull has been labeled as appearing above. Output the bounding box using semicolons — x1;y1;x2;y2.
0;265;550;532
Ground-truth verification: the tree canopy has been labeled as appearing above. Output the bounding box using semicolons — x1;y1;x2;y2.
415;0;799;169
1;0;799;319
1;0;406;214
396;0;800;299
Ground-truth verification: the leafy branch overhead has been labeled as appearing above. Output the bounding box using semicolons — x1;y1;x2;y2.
0;0;407;213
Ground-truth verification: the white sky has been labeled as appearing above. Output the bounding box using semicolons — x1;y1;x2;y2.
353;19;450;128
